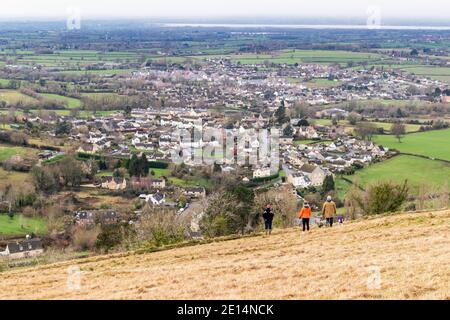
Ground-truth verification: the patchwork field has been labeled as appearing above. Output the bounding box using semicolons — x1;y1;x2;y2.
197;49;386;66
0;209;448;299
374;129;450;161
20;109;118;118
57;69;135;76
11;50;140;70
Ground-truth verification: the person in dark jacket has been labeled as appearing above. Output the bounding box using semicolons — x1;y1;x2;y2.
262;204;274;235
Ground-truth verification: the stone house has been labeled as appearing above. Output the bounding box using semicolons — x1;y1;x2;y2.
101;176;127;190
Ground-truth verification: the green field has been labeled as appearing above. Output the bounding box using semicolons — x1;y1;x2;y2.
399;65;450;83
0;90;38;105
336;155;450;198
374;129;450;161
13;50;140;70
150;168;210;188
32;109;118;118
150;168;171;179
0;144;38;161
314;119;421;133
294;140;318;145
370;122;421;133
40;93;82;109
288;78;342;88
57;68;134;75
0;168;31;189
195;49;385;66
0;214;48;236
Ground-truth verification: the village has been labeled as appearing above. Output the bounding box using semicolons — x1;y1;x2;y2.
0;24;449;262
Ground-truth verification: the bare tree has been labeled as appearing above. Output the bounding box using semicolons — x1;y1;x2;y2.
354;122;377;141
391;122;406;143
253;186;299;228
136;205;188;247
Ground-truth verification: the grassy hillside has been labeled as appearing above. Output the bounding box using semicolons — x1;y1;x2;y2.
0;214;48;237
39;93;82;109
0;209;449;300
0;144;38;162
335;155;450;198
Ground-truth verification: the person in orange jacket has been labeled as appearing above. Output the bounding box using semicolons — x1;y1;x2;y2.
299;201;312;232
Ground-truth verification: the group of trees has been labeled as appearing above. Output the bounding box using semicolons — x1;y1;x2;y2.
200;185;298;237
200;184;256;237
31;156;86;194
354;122;378;141
274;100;289;125
0;130;29;146
347;180;409;216
55;120;72;136
127;153;150;177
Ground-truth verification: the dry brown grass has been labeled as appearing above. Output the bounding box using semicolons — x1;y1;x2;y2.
1;210;449;300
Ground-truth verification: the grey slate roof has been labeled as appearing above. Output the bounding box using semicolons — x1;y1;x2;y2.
6;239;43;254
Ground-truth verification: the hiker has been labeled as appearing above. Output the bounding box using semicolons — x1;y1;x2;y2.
322;196;337;227
299;201;312;232
262;203;274;235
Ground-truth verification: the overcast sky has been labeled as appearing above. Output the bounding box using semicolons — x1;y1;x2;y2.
0;0;449;20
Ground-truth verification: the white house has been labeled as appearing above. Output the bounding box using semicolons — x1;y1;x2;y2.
253;167;272;179
185;187;206;198
139;193;166;205
287;173;311;188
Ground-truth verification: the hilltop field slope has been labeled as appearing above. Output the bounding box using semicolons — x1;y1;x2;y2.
0;210;449;300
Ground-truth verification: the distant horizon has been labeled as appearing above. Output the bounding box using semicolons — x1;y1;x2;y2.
0;16;450;28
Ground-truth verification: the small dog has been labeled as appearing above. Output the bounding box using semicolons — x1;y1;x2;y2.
317;219;326;228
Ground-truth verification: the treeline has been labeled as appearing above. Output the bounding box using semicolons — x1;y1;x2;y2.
0;130;61;151
31;155;97;194
340;101;450;119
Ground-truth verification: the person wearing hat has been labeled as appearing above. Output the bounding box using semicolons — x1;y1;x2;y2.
322;196;337;227
299;201;312;232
